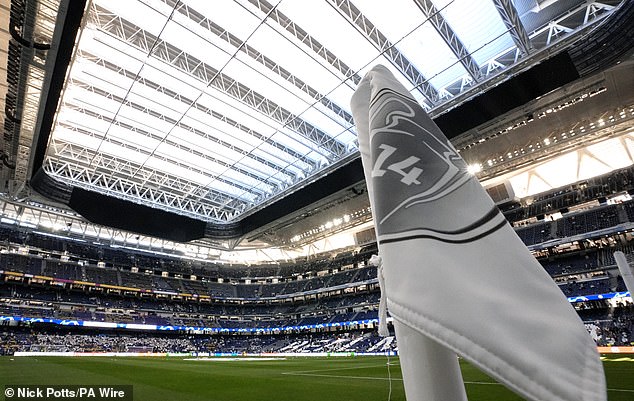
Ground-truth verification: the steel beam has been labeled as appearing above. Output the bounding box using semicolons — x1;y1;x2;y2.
492;0;533;56
328;0;440;107
412;0;482;81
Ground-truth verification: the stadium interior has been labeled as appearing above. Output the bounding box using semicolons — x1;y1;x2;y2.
0;0;633;366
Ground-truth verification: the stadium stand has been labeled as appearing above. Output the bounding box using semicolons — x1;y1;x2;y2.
1;169;634;354
0;325;398;356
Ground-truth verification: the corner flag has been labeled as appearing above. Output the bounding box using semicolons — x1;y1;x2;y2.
351;65;606;401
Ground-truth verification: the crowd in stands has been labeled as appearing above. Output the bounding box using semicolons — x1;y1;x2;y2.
1;332;200;354
0;238;631;331
584;300;634;346
0;168;633;355
0;282;380;329
0;244;629;305
0;327;397;356
1;299;631;356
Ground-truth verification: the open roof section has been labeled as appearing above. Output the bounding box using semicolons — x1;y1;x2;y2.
17;0;629;244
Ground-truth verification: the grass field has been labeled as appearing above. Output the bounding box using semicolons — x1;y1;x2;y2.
1;355;633;400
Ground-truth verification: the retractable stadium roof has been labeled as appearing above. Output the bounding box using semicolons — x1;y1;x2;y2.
2;0;633;247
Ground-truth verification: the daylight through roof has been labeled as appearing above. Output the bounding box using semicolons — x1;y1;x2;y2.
39;0;621;224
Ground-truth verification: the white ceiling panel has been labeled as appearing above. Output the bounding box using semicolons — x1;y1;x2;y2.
42;0;620;223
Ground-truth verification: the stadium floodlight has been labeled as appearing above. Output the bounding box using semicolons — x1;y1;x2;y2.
466;163;482;175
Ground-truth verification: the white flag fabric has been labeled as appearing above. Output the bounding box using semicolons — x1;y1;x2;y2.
351;65;606;401
614;251;634;295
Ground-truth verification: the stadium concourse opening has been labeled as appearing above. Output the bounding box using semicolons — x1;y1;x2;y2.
1;0;634;400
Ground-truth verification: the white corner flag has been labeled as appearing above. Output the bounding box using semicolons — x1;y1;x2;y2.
351;65;606;401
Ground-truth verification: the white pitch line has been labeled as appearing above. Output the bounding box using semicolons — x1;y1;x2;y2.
282;373;500;385
183;357;286;361
282;363;389;375
282;372;400;381
282;372;634;393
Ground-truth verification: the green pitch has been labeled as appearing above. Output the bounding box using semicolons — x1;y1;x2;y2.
1;355;632;400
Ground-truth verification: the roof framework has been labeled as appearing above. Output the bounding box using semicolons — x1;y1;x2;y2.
35;0;621;223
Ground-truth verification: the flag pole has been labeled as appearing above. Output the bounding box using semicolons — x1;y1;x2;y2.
394;320;468;400
614;251;634;294
372;254;467;400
